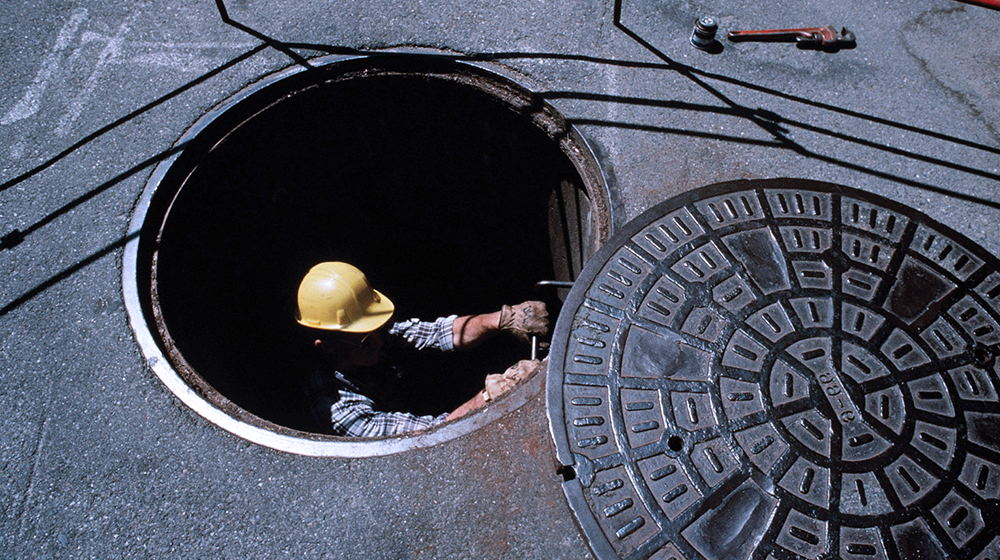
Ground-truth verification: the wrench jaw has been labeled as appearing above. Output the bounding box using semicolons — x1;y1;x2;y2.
795;26;857;51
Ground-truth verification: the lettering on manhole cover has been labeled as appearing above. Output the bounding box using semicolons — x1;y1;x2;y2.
547;179;1000;560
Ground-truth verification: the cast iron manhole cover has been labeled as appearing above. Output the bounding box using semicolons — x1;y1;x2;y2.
548;179;1000;560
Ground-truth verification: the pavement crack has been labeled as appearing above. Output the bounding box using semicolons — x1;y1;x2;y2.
900;6;1000;146
15;414;52;544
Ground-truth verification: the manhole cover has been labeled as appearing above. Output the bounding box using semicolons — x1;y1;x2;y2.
547;179;1000;560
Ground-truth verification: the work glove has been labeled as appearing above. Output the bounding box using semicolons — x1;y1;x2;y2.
498;301;549;342
483;359;544;401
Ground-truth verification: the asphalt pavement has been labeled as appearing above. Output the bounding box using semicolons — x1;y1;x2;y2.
1;0;998;558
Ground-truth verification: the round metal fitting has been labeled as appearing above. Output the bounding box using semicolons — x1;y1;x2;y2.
691;16;719;50
548;179;1000;559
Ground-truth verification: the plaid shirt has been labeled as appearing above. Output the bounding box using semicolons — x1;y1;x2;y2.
306;316;455;437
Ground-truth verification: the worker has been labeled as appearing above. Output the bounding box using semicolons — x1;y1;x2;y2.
296;261;549;437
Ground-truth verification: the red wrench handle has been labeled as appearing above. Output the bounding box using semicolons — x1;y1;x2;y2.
955;0;1000;9
728;27;825;42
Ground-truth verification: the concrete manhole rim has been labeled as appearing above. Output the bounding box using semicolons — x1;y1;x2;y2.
547;178;1000;559
123;52;611;458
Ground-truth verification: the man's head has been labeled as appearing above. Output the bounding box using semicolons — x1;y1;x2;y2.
295;262;394;367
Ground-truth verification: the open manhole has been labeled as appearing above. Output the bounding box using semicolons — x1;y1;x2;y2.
123;53;611;456
548;179;1000;559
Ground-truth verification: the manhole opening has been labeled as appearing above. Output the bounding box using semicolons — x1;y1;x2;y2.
129;54;611;450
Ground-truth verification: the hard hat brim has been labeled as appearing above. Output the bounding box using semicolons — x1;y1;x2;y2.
340;288;394;333
296;288;394;333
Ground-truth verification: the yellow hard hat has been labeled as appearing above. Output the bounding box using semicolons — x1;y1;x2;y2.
295;262;394;333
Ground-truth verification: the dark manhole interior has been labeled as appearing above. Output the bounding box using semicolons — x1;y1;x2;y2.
548;179;1000;560
142;56;609;436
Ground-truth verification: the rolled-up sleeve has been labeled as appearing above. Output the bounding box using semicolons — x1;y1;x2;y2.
388;315;457;351
330;390;449;437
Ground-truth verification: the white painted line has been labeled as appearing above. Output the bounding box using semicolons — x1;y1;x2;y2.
1;8;87;125
55;12;136;138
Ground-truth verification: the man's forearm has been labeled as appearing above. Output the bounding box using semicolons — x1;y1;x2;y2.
451;311;502;350
445;390;487;421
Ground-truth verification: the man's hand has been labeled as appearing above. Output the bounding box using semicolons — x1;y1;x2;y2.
483;359;544;401
498;301;549;342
